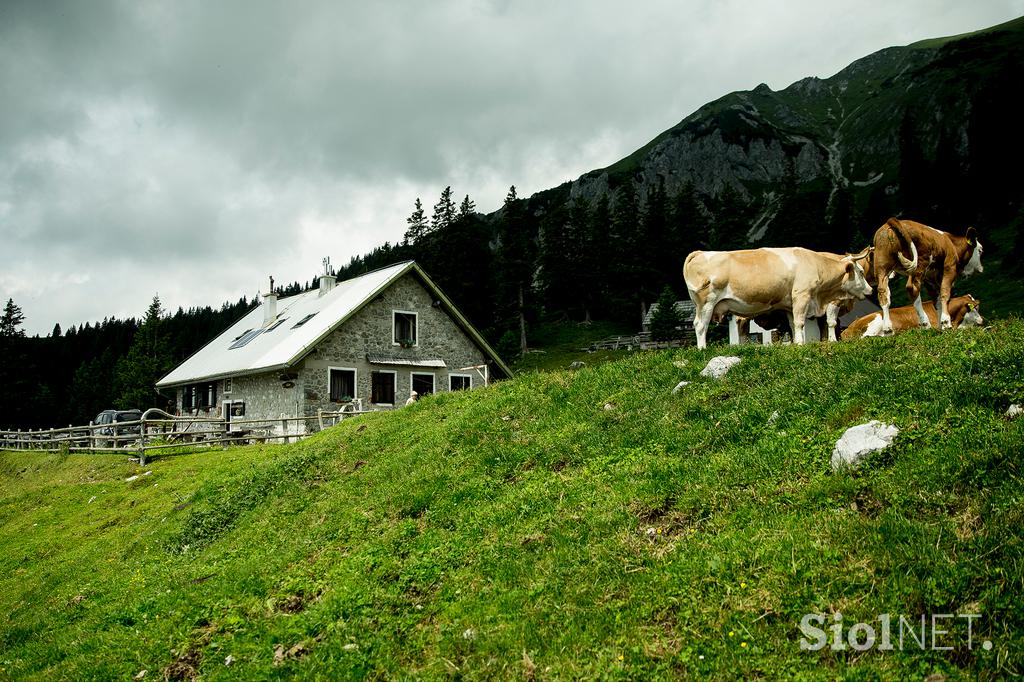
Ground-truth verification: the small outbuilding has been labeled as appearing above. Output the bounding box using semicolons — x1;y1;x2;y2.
156;261;511;432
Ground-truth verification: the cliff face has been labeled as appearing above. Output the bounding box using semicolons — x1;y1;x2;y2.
551;16;1024;246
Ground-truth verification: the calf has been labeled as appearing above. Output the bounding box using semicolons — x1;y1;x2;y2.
841;294;983;340
684;247;872;349
873;218;983;333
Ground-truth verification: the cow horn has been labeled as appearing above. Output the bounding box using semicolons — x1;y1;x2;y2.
897;241;918;271
849;246;872;262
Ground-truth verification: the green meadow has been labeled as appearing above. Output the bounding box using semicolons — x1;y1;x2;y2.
2;321;1022;679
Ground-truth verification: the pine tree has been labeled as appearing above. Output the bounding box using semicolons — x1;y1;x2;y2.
113;295;173;410
458;194;476;219
0;298;31;428
495;186;535;354
404;198;428;245
672;181;707;255
431;186;457;233
649;286;684;341
1;298;26;337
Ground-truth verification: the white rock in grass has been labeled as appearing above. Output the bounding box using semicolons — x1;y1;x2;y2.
1006;404;1023;419
831;421;899;472
672;381;690;394
700;356;741;379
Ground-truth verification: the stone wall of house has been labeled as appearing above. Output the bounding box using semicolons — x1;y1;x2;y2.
301;272;489;418
174;372;309;436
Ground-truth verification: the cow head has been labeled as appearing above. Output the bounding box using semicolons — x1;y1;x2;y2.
963;227;984;277
841;253;873;299
962;295;984;327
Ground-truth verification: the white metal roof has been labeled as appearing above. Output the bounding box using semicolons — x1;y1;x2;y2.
157;261;511;387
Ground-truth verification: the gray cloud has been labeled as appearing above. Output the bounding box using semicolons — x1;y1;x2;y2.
2;0;1022;334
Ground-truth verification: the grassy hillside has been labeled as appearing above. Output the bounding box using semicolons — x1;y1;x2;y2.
2;322;1023;679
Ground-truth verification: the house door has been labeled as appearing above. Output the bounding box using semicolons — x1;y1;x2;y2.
222;400;233;430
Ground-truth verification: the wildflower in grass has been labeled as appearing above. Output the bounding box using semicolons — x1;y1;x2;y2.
741;642;748;648
740;582;746;588
728;631;735;637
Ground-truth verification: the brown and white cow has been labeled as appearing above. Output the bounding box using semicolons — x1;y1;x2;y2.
683;247;872;349
873;218;983;334
841;294;983;340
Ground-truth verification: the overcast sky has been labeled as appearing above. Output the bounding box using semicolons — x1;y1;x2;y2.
2;1;1021;336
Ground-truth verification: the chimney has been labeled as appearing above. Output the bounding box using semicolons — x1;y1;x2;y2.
318;257;335;296
263;276;277;326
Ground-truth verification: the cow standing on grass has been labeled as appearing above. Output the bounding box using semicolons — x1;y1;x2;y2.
684;247;873;349
873;218;983;334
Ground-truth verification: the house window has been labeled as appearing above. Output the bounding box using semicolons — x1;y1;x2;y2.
393;311;417;347
329;368;357;402
224;377;232;394
449;374;472;391
182;382;217;411
370;371;396;405
411;372;435;396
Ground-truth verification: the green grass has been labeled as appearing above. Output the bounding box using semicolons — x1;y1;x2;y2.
511;319;635;374
2;321;1023;679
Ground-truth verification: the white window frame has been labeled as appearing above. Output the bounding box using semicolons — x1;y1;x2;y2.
410;371;435;396
449;373;473;391
370;369;397;405
327;366;358;403
392;310;419;348
224;377;232;394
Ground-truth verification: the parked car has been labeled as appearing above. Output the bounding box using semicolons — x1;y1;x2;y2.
94;409;143;446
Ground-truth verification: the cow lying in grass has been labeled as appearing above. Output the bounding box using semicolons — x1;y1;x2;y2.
841;294;983;340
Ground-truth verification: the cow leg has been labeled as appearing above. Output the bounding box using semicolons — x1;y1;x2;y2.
825;302;840;342
906;278;930;329
876;267;894;335
938;276;954;330
693;300;715;349
912;295;930;329
791;297;809;345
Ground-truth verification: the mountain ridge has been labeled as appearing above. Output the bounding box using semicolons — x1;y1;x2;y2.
519;15;1024;249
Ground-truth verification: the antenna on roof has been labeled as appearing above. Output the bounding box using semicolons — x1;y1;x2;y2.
322;257;331;276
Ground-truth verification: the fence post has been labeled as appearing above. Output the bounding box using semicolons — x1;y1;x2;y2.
138;416;147;466
280;416;289;444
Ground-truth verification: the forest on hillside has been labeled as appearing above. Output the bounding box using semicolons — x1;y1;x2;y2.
2;160;1023;432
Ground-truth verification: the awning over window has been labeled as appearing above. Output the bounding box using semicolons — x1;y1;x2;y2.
366;353;447;368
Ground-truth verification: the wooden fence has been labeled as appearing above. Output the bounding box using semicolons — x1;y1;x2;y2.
588;332;692;351
0;406;368;465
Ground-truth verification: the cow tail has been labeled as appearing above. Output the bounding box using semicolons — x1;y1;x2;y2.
683;251;710;293
886;218;918;271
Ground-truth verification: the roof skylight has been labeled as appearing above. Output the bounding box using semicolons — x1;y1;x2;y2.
291;313;317;329
228;328;263;349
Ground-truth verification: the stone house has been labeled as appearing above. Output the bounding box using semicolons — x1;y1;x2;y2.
155;261;511;431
